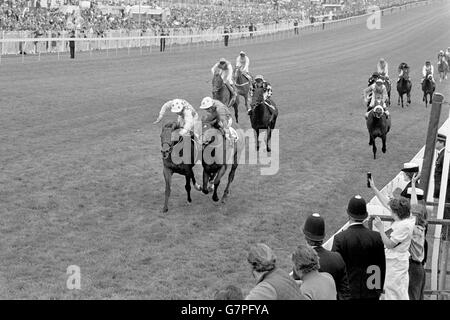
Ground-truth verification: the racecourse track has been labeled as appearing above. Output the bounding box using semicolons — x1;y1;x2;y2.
0;1;450;299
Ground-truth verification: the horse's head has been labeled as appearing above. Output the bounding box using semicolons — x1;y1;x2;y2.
212;71;223;95
160;122;178;159
200;120;222;147
426;73;433;80
251;85;265;107
372;103;384;119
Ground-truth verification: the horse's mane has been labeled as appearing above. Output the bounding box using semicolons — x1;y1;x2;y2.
163;121;177;129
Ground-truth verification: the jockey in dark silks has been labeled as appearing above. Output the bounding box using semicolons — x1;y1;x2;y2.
248;75;276;115
397;62;410;82
363;78;389;119
200;96;237;145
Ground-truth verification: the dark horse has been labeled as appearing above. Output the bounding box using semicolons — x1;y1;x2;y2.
200;121;241;203
212;71;239;123
160;122;201;212
422;74;435;108
397;70;412;108
366;102;391;159
249;86;278;152
234;66;251;114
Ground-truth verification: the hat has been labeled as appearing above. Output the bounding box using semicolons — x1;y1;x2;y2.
240;51;245;55
303;213;325;241
405;188;424;200
170;99;185;113
347;195;368;220
437;133;446;142
247;243;276;272
401;162;419;173
219;58;227;63
375;78;383;83
200;96;213;109
254;75;264;81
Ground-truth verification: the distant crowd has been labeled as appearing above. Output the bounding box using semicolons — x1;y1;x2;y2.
0;0;425;36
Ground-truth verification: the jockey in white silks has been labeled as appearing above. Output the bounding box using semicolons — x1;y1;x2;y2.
363;78;389;119
235;51;251;82
421;61;435;85
153;99;201;141
377;58;389;79
445;47;450;62
211;58;237;102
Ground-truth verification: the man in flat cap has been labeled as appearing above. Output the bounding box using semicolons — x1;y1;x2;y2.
300;213;351;300
246;243;306;300
332;195;386;300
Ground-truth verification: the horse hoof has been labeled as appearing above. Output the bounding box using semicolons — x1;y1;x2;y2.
267;147;271;153
382;148;386;153
202;189;209;195
194;183;202;191
213;195;220;202
162;207;168;213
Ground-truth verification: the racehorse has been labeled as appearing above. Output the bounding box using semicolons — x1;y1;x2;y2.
397;70;412;108
212;70;239;123
234;66;251;116
200;121;242;203
160;122;201;212
438;57;449;81
366;101;391;159
249;86;278;152
422;74;435;108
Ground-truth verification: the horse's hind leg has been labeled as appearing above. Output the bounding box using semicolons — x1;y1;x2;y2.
222;163;238;204
162;167;173;213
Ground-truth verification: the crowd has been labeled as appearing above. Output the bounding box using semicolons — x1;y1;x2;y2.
214;139;450;299
0;0;425;35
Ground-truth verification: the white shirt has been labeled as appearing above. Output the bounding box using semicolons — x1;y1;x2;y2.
385;216;415;261
236;55;250;72
422;64;434;77
211;62;234;84
377;62;389;77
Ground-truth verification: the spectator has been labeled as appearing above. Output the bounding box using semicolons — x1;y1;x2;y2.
407;176;428;300
69;30;75;59
223;26;229;47
293;19;299;35
332;195;386;300
245;243;306;300
433;133;450;238
291;244;337;300
300;213;351;300
160;27;166;52
214;285;243;300
400;162;420;197
371;179;415;300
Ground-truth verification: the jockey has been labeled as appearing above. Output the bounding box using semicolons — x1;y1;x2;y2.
199;96;237;144
377;58;389;80
211;58;237;103
421;61;435;85
397;62;410;82
438;50;445;61
363;78;389;119
153;98;201;141
445;47;450;61
248;75;275;115
235;51;251;82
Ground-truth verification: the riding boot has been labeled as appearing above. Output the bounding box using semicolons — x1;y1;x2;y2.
226;83;237;106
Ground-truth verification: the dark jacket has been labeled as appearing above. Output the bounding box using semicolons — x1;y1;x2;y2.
259;268;306;300
314;246;351;300
332;224;386;300
433;148;450;200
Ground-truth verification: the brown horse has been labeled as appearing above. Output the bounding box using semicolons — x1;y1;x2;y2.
366;102;391;159
234;66;251;115
438;57;449;81
422;74;435;108
249;86;278;152
397;70;412;108
160;122;201;212
212;71;239;123
200;121;243;203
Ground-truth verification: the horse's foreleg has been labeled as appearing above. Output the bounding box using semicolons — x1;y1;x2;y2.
397;94;400;106
222;163;238;203
255;129;260;151
202;169;210;195
369;135;373;146
185;175;192;203
266;127;272;153
234;101;239;124
407;91;411;105
382;135;387;154
190;168;201;192
163;167;172;213
372;138;377;159
213;165;227;202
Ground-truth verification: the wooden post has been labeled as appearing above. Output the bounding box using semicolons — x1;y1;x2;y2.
422;94;444;199
438;239;449;300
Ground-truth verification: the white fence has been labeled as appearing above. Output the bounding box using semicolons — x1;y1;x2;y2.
0;0;434;60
